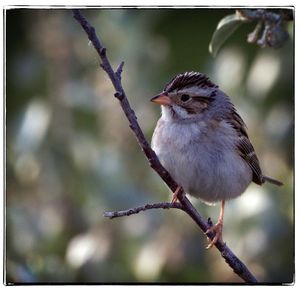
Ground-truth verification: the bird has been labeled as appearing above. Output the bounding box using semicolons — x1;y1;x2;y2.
150;71;283;249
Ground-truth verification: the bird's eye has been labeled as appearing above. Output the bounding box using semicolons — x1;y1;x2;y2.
180;94;191;102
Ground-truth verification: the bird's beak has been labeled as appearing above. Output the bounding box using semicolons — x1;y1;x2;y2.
150;93;172;105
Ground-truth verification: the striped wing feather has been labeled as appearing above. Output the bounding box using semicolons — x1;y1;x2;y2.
227;108;264;185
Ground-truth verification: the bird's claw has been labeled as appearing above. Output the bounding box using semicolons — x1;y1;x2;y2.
205;220;224;249
171;186;182;203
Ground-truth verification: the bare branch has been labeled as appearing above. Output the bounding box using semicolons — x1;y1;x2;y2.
73;9;258;283
104;202;184;219
72;9;178;192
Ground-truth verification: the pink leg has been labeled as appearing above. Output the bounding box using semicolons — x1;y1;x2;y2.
205;200;225;249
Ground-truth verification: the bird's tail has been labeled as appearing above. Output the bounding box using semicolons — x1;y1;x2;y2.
263;175;283;186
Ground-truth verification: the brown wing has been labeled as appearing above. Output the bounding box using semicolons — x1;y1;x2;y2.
227;107;264;185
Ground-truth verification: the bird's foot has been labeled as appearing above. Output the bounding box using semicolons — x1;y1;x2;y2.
205;219;224;249
171;186;183;203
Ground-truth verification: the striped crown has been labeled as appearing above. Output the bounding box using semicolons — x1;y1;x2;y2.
164;71;218;93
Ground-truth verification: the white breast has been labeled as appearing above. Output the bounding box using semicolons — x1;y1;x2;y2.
151;117;252;204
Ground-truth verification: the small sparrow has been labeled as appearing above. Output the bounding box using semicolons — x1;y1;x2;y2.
151;71;282;248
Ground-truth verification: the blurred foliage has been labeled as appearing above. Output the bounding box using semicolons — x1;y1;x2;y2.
209;12;243;57
209;9;293;57
6;8;293;283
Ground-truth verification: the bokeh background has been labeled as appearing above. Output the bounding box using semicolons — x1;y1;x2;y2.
6;8;294;283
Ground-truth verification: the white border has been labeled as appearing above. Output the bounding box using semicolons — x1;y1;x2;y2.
1;2;297;290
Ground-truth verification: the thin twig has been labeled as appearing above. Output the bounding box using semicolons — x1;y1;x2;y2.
104;202;184;219
115;61;124;81
73;9;258;283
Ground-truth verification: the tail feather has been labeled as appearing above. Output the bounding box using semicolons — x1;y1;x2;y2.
263;175;283;186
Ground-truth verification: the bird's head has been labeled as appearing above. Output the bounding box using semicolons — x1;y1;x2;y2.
151;72;226;121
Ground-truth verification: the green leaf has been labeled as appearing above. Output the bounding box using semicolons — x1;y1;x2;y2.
209;13;244;57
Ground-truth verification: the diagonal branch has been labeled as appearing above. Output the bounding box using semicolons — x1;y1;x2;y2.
73;9;258;283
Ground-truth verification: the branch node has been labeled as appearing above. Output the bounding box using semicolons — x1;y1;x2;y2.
207;217;213;228
116;61;125;81
100;47;106;56
114;91;123;99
